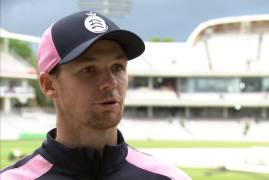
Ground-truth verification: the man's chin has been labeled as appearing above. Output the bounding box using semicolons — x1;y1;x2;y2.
85;113;122;130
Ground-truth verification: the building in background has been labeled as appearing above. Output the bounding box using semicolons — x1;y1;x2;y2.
125;15;269;120
1;15;268;120
0;51;37;113
0;29;38;113
78;0;132;18
1;15;269;142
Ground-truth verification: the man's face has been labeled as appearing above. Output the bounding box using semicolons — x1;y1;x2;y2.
52;40;128;130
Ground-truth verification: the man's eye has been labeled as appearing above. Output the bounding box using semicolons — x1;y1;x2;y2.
112;64;125;72
80;66;95;74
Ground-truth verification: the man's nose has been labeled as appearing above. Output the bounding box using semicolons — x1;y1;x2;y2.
99;71;117;91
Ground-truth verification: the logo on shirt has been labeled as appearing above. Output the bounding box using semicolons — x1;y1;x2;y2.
84;12;108;33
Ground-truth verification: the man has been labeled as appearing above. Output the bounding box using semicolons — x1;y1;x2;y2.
0;11;191;180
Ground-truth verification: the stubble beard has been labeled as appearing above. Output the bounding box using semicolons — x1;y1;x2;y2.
84;91;126;130
82;106;123;130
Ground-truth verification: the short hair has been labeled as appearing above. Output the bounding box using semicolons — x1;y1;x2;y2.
49;66;61;77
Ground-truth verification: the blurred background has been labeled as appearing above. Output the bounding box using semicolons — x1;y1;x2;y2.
1;0;269;179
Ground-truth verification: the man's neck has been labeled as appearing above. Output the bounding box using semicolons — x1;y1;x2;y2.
55;122;118;156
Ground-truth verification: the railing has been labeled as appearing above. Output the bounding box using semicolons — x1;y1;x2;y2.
125;89;269;106
0;86;35;97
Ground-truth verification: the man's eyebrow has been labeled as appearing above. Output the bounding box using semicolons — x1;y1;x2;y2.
74;56;97;64
116;54;127;59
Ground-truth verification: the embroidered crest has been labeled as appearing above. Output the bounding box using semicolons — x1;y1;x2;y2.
84;12;108;33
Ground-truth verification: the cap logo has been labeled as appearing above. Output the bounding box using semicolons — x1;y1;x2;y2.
84;12;108;33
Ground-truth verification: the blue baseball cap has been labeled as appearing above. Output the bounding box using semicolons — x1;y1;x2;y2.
38;10;145;73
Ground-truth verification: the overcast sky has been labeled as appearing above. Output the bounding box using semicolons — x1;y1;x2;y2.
1;0;269;41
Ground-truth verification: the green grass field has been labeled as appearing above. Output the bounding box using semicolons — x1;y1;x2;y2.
1;139;269;180
127;140;269;148
181;167;269;180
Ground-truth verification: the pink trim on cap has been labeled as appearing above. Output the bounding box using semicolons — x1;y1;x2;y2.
126;147;191;180
38;26;61;73
0;154;53;180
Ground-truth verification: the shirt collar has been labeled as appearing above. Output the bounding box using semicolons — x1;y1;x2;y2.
41;128;128;177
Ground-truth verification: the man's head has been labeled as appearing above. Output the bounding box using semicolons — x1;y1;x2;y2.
38;11;145;131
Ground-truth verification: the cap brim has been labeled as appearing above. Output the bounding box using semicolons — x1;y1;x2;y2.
59;30;145;64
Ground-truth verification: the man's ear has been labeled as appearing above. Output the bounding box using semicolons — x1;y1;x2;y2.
39;72;57;98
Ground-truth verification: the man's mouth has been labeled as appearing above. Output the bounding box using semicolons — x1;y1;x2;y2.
101;100;118;105
93;99;120;111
